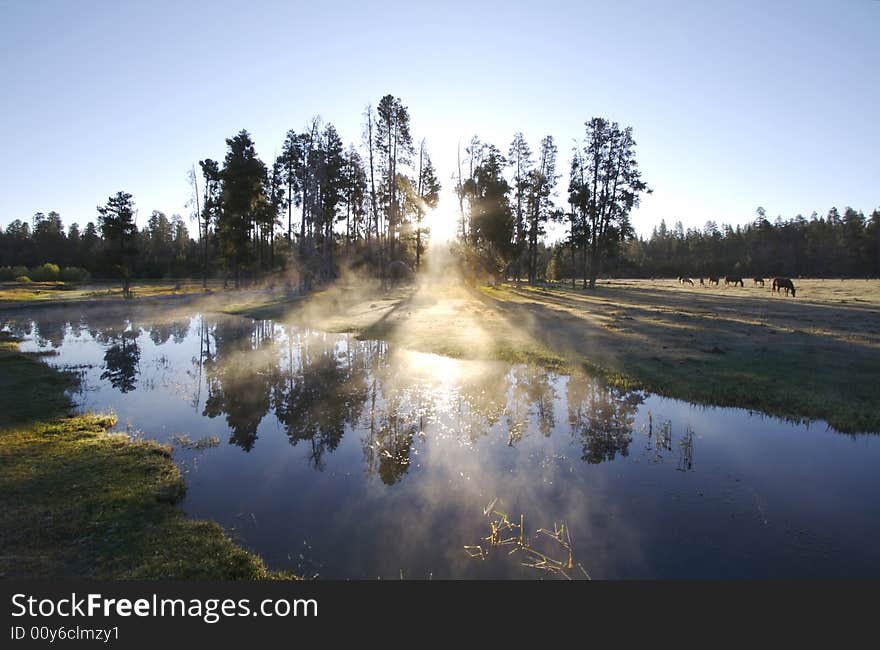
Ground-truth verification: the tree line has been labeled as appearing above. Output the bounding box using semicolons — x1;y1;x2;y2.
2;92;877;287
1;94;442;291
543;206;880;282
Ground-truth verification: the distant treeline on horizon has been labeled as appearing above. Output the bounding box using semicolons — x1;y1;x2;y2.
545;206;880;281
3;205;878;282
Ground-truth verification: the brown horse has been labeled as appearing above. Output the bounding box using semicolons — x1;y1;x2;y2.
708;276;720;286
724;275;744;287
753;277;765;287
679;277;694;286
773;277;796;297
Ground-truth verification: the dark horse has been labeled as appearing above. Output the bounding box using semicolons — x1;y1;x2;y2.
753;277;765;287
724;275;744;287
772;277;796;297
708;276;720;286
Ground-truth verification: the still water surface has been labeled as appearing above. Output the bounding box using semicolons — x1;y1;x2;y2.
5;304;880;578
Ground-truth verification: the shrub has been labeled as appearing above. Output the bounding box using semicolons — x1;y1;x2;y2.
15;275;32;283
0;267;14;281
12;266;29;279
60;266;89;282
30;263;61;282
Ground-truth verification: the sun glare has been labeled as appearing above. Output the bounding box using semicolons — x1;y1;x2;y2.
424;205;458;245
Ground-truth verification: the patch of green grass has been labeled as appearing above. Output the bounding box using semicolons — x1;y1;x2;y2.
624;348;879;432
480;282;880;433
0;331;289;579
492;343;567;371
560;344;879;433
221;296;302;320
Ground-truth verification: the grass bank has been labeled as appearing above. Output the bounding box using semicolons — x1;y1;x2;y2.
477;280;880;433
0;331;285;578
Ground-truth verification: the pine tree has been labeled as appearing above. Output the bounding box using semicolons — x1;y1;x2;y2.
376;95;414;263
508;132;532;284
526;136;558;284
218;130;266;286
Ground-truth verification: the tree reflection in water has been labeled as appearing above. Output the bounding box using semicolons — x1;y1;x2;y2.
100;327;141;394
202;319;275;451
272;330;368;470
191;316;649;473
10;310;651;474
566;373;645;464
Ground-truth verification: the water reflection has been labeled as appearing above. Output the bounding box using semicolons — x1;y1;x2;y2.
151;313;647;472
567;374;641;464
4;305;880;579
202;319;276;451
4;309;644;466
101;329;141;393
272;332;369;469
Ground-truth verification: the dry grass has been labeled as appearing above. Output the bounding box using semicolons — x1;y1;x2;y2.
0;279;225;306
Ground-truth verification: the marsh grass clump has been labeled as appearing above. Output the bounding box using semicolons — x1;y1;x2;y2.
170;433;221;450
465;501;590;580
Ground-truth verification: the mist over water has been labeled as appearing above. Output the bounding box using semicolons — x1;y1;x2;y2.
5;305;880;578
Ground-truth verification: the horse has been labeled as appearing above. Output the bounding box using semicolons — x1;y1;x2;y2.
773;277;796;297
753;277;765;287
708;276;720;286
724;275;744;287
699;278;705;286
680;277;694;286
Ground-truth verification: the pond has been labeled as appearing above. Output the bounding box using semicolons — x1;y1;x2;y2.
4;303;880;579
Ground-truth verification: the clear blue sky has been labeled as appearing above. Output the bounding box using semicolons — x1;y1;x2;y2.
1;0;877;238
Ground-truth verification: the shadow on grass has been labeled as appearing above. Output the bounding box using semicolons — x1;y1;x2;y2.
476;286;880;433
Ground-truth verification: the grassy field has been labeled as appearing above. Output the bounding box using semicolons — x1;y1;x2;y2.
0;279;224;306
479;278;880;433
0;330;286;578
242;277;880;433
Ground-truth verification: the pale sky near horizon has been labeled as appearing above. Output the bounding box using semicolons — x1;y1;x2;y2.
1;0;877;240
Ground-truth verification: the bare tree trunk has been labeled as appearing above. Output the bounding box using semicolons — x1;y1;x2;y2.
287;177;293;243
190;165;206;291
365;107;383;283
388;122;396;264
416;140;423;270
457;141;466;240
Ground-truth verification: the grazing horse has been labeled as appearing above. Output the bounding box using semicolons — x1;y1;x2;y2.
679;277;694;286
773;277;796;297
708;276;720;286
753;277;765;287
724;275;744;287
